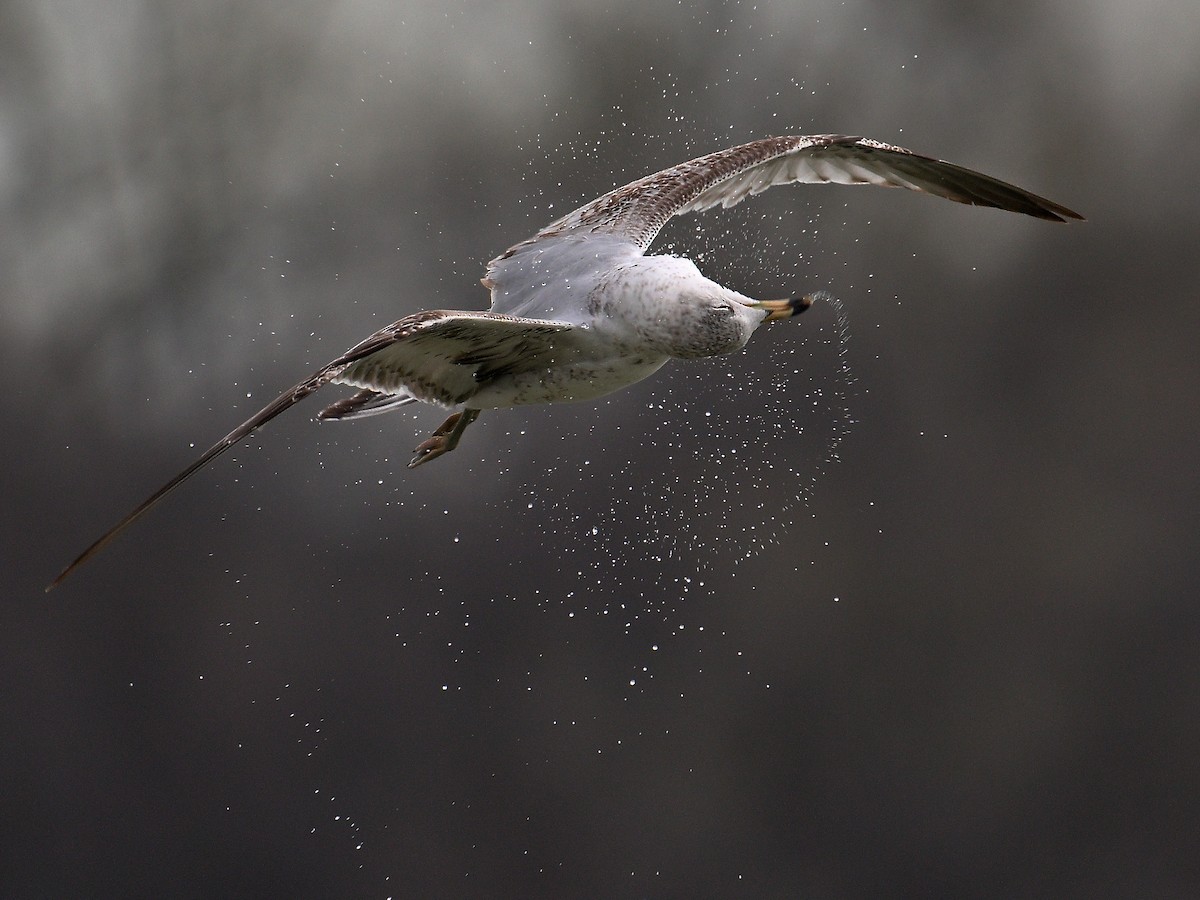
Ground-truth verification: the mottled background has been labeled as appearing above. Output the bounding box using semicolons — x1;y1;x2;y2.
5;0;1199;896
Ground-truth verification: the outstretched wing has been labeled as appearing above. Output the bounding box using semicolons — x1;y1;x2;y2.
47;310;575;590
332;310;574;405
488;134;1083;269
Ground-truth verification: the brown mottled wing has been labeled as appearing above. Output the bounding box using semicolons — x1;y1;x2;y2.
332;310;575;405
47;310;574;590
488;134;1082;270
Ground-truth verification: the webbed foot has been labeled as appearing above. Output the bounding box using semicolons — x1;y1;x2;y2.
409;409;481;468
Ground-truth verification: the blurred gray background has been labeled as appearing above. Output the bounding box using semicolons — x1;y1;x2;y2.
5;0;1199;896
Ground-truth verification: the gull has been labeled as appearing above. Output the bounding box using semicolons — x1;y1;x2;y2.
48;134;1081;589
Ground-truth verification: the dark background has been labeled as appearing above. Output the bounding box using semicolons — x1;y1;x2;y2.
5;1;1199;897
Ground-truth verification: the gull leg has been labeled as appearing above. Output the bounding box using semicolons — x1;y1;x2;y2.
409;409;481;468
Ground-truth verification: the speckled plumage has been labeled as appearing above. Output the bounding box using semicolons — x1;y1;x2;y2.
49;134;1082;588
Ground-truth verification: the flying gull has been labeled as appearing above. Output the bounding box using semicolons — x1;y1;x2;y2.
48;134;1081;589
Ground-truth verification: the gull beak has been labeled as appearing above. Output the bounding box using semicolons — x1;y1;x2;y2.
750;293;818;322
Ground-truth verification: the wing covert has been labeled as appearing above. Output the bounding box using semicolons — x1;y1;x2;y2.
486;134;1082;274
334;311;577;406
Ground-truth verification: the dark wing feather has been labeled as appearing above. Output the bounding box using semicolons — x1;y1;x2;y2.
46;365;341;591
47;310;575;590
488;134;1083;270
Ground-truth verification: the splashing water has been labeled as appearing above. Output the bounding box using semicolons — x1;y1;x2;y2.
503;289;855;606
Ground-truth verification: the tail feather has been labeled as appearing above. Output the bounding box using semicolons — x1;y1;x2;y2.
317;389;419;421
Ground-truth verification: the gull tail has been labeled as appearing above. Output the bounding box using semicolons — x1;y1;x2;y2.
317;389;419;421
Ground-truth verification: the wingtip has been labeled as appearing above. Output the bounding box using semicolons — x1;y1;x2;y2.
1043;203;1086;224
46;557;84;592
